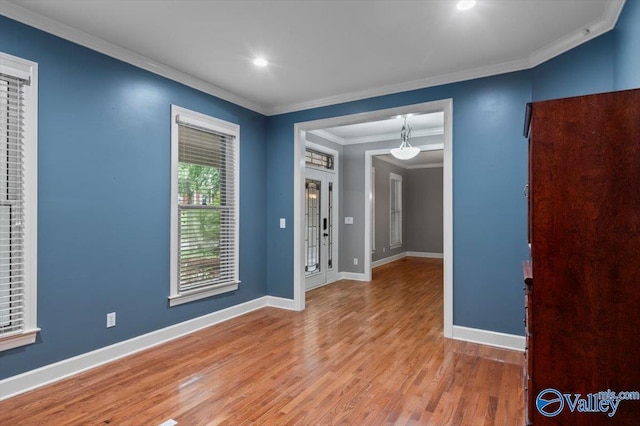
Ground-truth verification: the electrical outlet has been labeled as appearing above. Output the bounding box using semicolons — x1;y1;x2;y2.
383;247;386;253
354;258;358;265
106;312;116;328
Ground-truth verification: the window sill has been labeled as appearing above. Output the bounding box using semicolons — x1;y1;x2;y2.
0;328;40;352
169;282;239;307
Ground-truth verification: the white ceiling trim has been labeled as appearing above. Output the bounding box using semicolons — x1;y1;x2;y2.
0;1;268;115
342;128;444;146
308;129;345;145
1;0;626;117
309;127;444;146
375;156;443;170
268;56;532;116
266;0;626;116
528;0;626;67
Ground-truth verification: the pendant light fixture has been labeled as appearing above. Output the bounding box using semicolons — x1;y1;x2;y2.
390;117;420;160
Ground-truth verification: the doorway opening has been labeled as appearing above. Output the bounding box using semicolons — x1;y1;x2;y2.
293;99;453;338
367;145;445;272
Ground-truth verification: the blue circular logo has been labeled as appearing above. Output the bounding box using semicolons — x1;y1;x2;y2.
536;388;564;417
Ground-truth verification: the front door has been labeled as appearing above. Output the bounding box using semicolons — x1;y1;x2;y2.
305;167;336;290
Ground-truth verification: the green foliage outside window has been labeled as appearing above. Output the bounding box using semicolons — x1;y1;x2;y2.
178;163;221;206
178;163;223;284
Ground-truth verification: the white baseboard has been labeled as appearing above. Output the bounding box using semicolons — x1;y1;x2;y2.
406;251;444;259
371;252;406;268
451;325;525;352
339;272;368;281
0;296;295;401
265;296;298;311
372;251;444;269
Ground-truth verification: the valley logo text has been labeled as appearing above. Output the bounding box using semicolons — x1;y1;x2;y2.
536;388;640;418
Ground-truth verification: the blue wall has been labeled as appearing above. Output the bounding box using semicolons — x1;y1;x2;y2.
531;33;616;101
0;16;268;379
614;0;640;90
1;0;639;380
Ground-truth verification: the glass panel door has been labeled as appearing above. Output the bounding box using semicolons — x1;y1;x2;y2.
305;178;321;275
305;166;337;290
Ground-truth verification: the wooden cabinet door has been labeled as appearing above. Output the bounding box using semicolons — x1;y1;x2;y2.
529;89;640;425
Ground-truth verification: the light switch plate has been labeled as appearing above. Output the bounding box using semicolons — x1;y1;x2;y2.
279;218;286;228
345;217;354;224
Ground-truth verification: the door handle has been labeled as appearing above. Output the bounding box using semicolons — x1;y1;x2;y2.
323;218;327;230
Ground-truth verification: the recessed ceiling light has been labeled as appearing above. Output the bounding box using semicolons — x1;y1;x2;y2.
253;57;269;67
456;0;476;11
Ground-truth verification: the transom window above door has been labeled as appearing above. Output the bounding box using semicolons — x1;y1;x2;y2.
305;148;334;170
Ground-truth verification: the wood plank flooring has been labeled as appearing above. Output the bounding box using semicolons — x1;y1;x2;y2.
0;258;524;425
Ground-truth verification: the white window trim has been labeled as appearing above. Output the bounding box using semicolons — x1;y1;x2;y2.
389;172;402;250
371;166;375;254
169;105;240;307
0;51;39;351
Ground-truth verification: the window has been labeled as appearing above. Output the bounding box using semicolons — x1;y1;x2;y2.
0;52;38;351
305;148;334;170
170;106;239;306
389;173;402;249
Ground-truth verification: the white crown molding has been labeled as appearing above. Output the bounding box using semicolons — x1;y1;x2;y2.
606;0;627;24
310;127;443;146
267;56;532;115
266;0;625;116
342;127;444;146
528;0;626;67
0;1;268;115
308;129;345;145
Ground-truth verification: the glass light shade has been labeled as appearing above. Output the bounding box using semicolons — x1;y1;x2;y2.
390;146;420;160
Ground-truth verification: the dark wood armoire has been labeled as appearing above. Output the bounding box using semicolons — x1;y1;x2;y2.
523;89;640;425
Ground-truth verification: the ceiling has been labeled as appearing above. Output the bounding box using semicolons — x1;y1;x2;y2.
2;1;625;115
315;112;444;145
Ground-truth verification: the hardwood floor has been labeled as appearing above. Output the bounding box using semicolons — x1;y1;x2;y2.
0;258;524;425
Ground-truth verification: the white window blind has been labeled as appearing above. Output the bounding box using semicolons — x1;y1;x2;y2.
174;114;239;298
390;173;402;248
0;72;26;337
